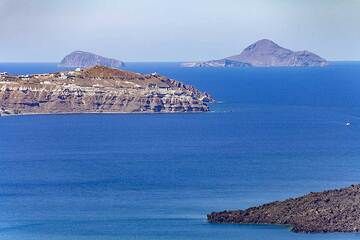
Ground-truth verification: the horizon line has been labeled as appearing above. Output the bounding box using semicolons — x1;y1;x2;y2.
0;60;360;64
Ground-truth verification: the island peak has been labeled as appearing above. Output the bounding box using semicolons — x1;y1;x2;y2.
59;51;125;68
183;39;328;67
243;39;281;50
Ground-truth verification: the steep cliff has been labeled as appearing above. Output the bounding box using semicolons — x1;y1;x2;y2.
0;66;212;115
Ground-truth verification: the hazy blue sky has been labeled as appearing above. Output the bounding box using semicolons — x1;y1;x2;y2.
0;0;359;62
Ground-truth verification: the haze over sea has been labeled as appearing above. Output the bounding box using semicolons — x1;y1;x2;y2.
1;62;360;240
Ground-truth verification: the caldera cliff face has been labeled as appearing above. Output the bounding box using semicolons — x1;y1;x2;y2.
0;66;212;115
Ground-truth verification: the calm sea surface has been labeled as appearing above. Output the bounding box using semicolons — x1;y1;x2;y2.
1;62;360;239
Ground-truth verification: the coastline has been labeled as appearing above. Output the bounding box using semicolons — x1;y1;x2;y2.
0;109;212;117
0;66;212;116
207;184;360;233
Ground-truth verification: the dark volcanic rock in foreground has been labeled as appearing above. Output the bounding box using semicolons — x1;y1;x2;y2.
208;184;360;233
0;66;212;115
184;39;328;67
59;51;124;68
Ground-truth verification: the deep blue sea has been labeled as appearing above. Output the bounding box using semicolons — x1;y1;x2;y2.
1;62;360;240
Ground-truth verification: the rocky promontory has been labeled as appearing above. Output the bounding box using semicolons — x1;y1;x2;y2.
208;184;360;233
59;51;124;68
184;39;328;67
0;66;211;115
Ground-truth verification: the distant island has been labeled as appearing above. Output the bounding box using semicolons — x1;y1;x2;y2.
59;51;125;68
208;184;360;233
183;39;328;67
0;66;211;115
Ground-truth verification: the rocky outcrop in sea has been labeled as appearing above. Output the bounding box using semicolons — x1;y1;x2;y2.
184;39;328;67
182;59;251;68
59;51;125;68
0;66;212;115
208;184;360;233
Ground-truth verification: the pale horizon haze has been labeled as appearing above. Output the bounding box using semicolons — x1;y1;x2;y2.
0;0;359;62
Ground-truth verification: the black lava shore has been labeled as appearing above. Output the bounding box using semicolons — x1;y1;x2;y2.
208;184;360;233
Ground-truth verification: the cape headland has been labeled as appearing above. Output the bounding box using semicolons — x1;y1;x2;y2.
0;66;212;115
59;51;125;68
208;184;360;233
183;39;328;67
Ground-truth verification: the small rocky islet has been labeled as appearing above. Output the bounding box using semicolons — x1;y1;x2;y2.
208;184;360;233
0;66;212;115
59;51;125;68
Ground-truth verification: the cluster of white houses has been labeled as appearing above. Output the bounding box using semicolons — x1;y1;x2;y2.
0;68;82;80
